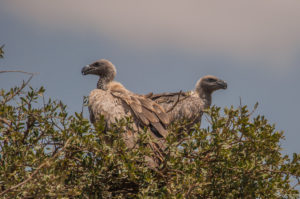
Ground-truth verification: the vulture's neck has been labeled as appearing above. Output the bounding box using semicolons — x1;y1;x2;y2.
97;76;113;90
197;88;212;108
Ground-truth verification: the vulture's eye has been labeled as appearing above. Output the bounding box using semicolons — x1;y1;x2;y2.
207;78;216;82
94;62;100;67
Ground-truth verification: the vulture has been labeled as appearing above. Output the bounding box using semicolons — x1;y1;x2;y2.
147;75;227;127
81;59;169;167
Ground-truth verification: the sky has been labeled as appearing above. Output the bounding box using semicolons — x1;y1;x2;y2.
0;0;300;155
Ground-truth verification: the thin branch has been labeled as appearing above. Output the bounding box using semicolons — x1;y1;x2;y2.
166;90;182;113
204;114;213;125
0;70;37;76
248;102;259;118
1;72;35;105
239;96;242;114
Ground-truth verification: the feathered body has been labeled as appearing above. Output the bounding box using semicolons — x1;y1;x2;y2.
82;59;169;167
148;75;227;126
88;81;169;147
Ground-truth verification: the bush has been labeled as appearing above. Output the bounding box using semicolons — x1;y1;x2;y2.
0;79;299;198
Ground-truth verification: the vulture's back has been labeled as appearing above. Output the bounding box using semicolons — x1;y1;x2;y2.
149;91;204;124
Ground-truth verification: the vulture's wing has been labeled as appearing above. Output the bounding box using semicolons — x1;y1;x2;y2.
111;90;169;139
88;106;96;124
146;91;191;110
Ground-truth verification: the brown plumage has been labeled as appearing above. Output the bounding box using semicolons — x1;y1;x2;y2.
81;59;169;167
147;75;227;127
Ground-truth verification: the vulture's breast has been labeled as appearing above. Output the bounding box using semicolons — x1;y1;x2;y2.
88;89;131;125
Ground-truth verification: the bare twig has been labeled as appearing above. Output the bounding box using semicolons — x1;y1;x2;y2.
166;90;182;113
239;96;242;113
248;102;259;118
204;114;213;125
1;71;36;104
0;70;37;76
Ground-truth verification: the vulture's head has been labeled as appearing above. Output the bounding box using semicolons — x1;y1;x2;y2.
81;59;116;80
195;75;227;94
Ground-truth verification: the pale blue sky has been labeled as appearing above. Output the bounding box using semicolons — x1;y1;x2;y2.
0;1;300;155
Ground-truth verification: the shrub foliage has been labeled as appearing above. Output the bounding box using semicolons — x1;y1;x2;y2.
0;79;299;198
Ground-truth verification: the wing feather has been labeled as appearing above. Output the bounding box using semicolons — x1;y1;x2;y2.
141;106;159;123
139;96;169;125
111;89;169;139
150;122;168;138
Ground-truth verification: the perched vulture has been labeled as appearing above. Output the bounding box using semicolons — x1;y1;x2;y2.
81;59;169;167
147;75;227;127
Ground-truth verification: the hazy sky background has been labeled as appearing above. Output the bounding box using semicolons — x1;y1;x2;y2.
0;0;300;155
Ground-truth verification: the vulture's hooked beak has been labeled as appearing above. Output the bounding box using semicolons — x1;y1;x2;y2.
81;65;92;75
217;80;227;89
